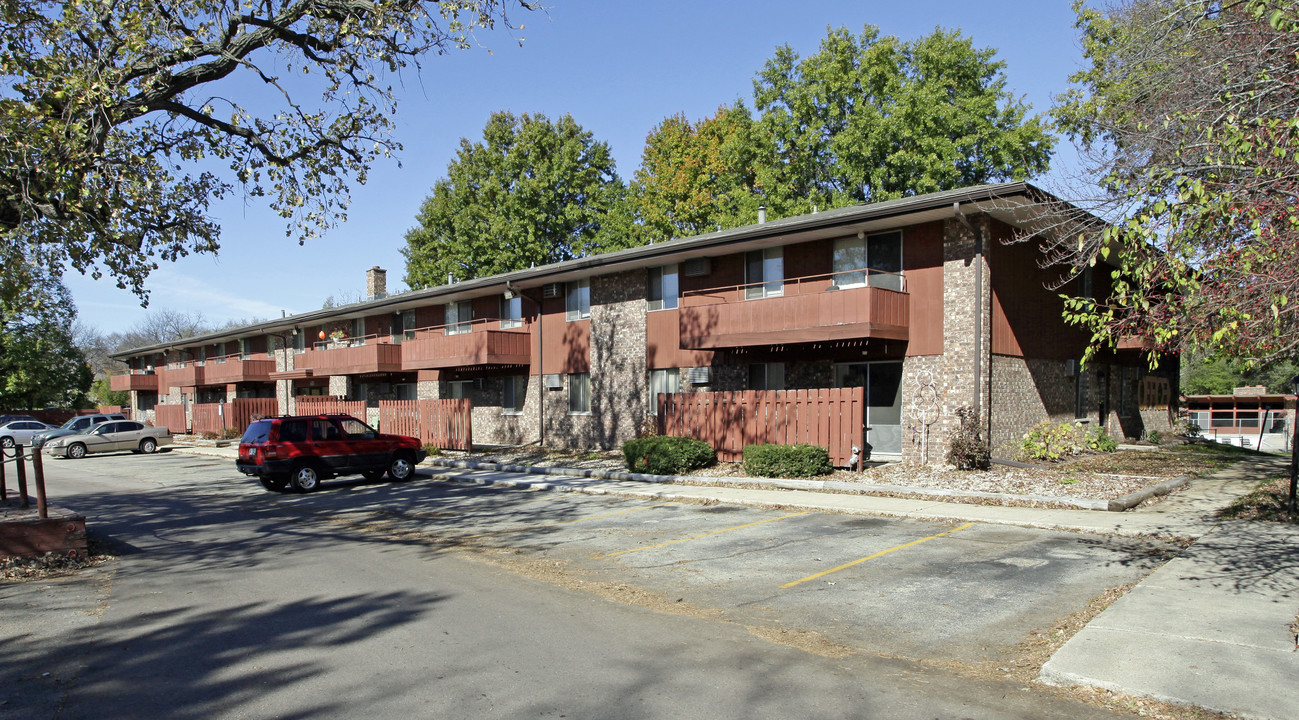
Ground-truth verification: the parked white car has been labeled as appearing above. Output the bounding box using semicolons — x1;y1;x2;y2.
44;421;173;458
0;420;58;448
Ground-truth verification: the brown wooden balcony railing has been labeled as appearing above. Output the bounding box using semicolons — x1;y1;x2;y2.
201;355;276;384
162;362;205;388
402;319;530;370
296;334;403;375
679;268;910;349
109;372;159;392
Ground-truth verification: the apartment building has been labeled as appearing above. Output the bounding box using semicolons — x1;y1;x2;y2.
110;182;1179;462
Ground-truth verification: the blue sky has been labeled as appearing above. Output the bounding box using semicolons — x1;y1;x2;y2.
67;0;1088;335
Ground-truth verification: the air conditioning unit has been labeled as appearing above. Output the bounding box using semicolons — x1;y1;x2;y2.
687;366;713;385
683;257;711;277
542;283;562;299
543;374;564;390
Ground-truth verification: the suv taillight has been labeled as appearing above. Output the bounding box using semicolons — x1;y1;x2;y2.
263;446;277;458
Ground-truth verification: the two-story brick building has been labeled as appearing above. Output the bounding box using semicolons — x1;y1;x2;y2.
110;182;1179;462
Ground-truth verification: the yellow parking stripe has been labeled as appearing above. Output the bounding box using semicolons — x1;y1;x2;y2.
455;503;672;541
596;512;810;559
780;522;974;589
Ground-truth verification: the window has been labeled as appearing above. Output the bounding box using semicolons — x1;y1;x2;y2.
293;331;305;354
500;296;523;329
444;380;473;399
197;346;207;366
215;342;227;363
865;231;903;291
278;420;309;442
568;373;591;413
445;301;472;335
748;363;785;391
266;335;275;357
339;418;375;438
648;265;679;311
833;237;868;288
239;338;251;360
647;369;680;414
503;375;527;414
352;318;366;344
566;279;591;320
394;383;417;401
745;248;783;299
311;418;341;441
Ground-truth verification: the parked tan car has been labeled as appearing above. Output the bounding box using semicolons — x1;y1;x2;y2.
44;420;172;459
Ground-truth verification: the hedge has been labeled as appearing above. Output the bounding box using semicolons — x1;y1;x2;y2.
623;435;716;475
741;443;833;478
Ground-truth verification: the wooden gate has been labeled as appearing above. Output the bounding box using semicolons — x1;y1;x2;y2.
657;387;865;468
191;404;223;435
295;395;366;420
154;404;188;434
376;399;472;450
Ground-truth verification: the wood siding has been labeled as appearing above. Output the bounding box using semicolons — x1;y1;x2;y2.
679;284;910;349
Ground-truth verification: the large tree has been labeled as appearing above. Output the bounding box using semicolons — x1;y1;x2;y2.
629;104;764;242
1052;0;1299;365
1;0;536;304
403;111;628;286
0;252;92;410
750;25;1054;216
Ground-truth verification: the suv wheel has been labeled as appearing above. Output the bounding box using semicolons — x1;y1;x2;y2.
290;463;321;493
388;452;415;481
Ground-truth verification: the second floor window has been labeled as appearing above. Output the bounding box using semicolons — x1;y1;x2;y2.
835;231;904;291
239;338;251;360
566;279;590;321
293;332;305;354
500;296;523;329
215;342;227;363
446;301;472;335
745;248;783;299
648;265;679;311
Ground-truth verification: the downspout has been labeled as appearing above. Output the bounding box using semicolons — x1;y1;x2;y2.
953;203;985;428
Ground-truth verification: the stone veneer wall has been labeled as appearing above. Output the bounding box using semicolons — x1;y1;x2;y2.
545;270;647;450
988;355;1081;455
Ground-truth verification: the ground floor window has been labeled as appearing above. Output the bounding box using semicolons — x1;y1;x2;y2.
503;375;527;414
648;369;680;413
748;363;785;391
444;380;473;399
569;373;590;414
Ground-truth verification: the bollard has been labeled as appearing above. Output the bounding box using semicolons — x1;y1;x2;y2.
32;446;48;519
0;445;7;503
14;444;29;509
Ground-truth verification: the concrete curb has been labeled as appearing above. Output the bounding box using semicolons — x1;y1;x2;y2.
1107;476;1190;512
427;457;1113;511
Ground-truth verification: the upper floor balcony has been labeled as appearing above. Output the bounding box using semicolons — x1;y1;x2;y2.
678;268;910;350
200;355;277;385
162;362;205;388
109;371;159;393
402;319;531;371
295;334;404;375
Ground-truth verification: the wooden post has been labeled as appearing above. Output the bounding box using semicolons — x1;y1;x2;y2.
14;444;29;509
1;444;7;503
32;446;48;519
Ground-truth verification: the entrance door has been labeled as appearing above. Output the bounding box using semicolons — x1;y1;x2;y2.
836;362;903;458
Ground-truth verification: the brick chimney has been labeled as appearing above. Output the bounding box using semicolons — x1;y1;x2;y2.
366;266;387;300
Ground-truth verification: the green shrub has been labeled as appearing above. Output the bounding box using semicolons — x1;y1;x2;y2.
945;406;990;470
741;443;834;478
1146;430;1162;445
1019;422;1085;461
422;444;442;457
623;436;716;475
1088;427;1118;453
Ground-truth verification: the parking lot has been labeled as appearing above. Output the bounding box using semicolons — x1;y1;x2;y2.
40;449;1178;670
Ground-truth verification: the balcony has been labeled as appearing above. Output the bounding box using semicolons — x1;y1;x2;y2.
679;269;910;350
296;335;403;375
402;320;530;370
163;363;205;388
109;372;159;392
201;355;276;385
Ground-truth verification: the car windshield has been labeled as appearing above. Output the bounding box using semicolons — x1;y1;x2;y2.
59;418;84;430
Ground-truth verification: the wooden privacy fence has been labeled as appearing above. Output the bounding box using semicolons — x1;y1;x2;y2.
657;387;865;468
378;399;472;450
295;395;366;420
190;398;279;435
154;404;188;434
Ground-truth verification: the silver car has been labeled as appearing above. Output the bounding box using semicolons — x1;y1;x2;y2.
0;420;58;448
44;421;173;458
32;413;127;448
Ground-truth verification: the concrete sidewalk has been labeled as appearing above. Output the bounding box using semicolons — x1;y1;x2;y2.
176;444;1297;718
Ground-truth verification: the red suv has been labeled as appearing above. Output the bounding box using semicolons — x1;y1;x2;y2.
236;415;427;492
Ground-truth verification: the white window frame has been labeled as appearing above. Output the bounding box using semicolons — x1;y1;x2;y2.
745;247;784;299
500;296;523;329
647;368;680;414
647;264;679;311
568;372;591;414
445;301;472;335
566;279;591;321
503;375;527;415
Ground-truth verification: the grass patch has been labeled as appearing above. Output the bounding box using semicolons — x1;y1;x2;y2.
1217;475;1299;523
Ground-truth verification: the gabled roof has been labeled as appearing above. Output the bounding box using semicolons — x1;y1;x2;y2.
111;181;1069;358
